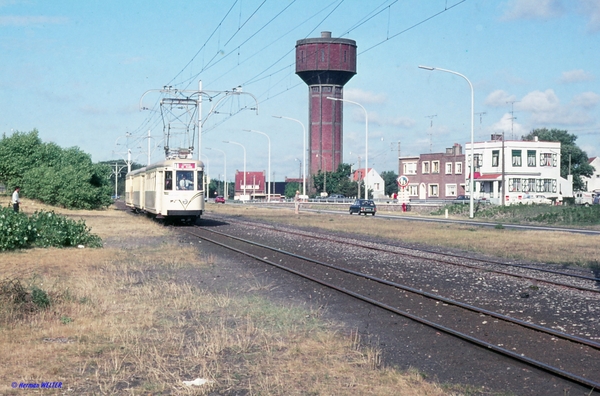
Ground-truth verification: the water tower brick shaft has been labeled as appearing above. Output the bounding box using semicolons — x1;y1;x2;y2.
296;31;357;175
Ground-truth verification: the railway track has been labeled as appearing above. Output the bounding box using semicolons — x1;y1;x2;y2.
204;214;600;294
180;223;600;391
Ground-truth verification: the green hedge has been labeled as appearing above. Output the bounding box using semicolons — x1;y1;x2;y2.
0;207;102;251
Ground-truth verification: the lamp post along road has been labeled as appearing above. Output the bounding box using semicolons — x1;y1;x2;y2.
206;147;226;199
273;115;306;197
326;97;369;200
224;140;246;199
418;65;475;219
244;129;271;202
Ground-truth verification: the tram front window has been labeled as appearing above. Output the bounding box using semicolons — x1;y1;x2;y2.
177;171;194;190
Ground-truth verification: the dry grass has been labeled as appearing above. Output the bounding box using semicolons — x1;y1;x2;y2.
207;203;600;268
0;202;459;395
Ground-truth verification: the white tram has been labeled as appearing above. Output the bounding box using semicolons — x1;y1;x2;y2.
125;159;205;223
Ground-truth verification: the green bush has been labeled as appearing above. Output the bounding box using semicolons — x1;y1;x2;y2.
0;207;102;251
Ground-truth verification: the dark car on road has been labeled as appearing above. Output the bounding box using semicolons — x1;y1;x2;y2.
349;199;376;215
215;196;226;204
452;195;470;204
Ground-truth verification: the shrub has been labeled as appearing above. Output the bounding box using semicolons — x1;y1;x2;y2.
0;207;102;251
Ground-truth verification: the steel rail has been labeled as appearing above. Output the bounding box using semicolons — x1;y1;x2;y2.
182;226;600;390
204;214;600;293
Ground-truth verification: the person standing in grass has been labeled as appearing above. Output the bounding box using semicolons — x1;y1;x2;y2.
12;186;21;212
294;190;300;214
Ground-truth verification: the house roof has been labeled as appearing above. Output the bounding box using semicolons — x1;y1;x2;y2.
352;168;372;181
589;157;597;164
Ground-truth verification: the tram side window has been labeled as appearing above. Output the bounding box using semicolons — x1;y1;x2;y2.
197;171;204;191
165;171;173;190
177;171;194;190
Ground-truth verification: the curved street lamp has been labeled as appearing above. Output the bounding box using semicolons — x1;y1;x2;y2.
243;129;271;202
273;115;306;197
224;140;247;199
206;147;227;199
326;97;369;200
419;65;475;219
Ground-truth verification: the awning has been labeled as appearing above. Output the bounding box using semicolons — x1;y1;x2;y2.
474;173;502;181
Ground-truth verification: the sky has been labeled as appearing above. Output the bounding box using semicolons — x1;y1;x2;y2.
1;0;599;182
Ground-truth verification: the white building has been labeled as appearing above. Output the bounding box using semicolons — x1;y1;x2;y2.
582;157;600;193
465;136;572;205
353;168;386;199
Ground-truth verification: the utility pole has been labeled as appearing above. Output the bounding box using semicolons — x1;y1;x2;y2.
425;115;437;152
506;101;519;139
474;112;486;140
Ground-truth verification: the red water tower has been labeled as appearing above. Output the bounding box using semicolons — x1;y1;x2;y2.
296;31;357;176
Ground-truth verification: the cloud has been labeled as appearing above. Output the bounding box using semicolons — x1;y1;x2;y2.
578;0;600;32
484;90;517;107
490;113;527;137
572;92;600;108
500;0;564;21
344;88;387;104
518;89;592;125
0;15;68;26
559;69;594;83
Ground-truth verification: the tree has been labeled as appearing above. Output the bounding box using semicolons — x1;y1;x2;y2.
522;128;594;191
312;163;361;197
0;130;113;209
284;182;300;198
381;170;399;197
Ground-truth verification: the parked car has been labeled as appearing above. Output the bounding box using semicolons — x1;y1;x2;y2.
593;195;600;205
532;194;552;205
215;196;226;204
349;199;376;215
452;195;470;204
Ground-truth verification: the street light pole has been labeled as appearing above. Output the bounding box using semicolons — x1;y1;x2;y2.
326;97;369;200
243;129;271;202
418;65;475;219
224;140;246;199
273;115;306;197
206;147;226;200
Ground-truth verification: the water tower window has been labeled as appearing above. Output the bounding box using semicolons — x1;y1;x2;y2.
321;49;325;62
323;86;332;93
344;51;347;62
312;86;320;93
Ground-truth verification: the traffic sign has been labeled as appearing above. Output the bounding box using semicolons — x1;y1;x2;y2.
397;175;409;188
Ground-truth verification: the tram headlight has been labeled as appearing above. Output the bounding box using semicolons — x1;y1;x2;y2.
182;199;188;205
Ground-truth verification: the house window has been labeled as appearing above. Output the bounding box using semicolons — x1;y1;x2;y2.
509;178;522;192
492;150;499;167
543;179;552;192
403;162;417;175
422;161;430;174
408;185;418;196
527;150;536;167
429;184;439;197
445;162;452;174
473;154;483;170
512;150;522;167
446;184;457;197
540;153;552;167
455;162;462;174
432;161;440;173
527;178;536;192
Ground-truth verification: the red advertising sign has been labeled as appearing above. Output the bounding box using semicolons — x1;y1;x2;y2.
175;163;196;169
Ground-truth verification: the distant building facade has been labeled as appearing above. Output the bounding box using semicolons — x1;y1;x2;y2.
398;144;465;200
353;168;385;199
466;135;571;204
234;170;265;200
582;157;600;192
